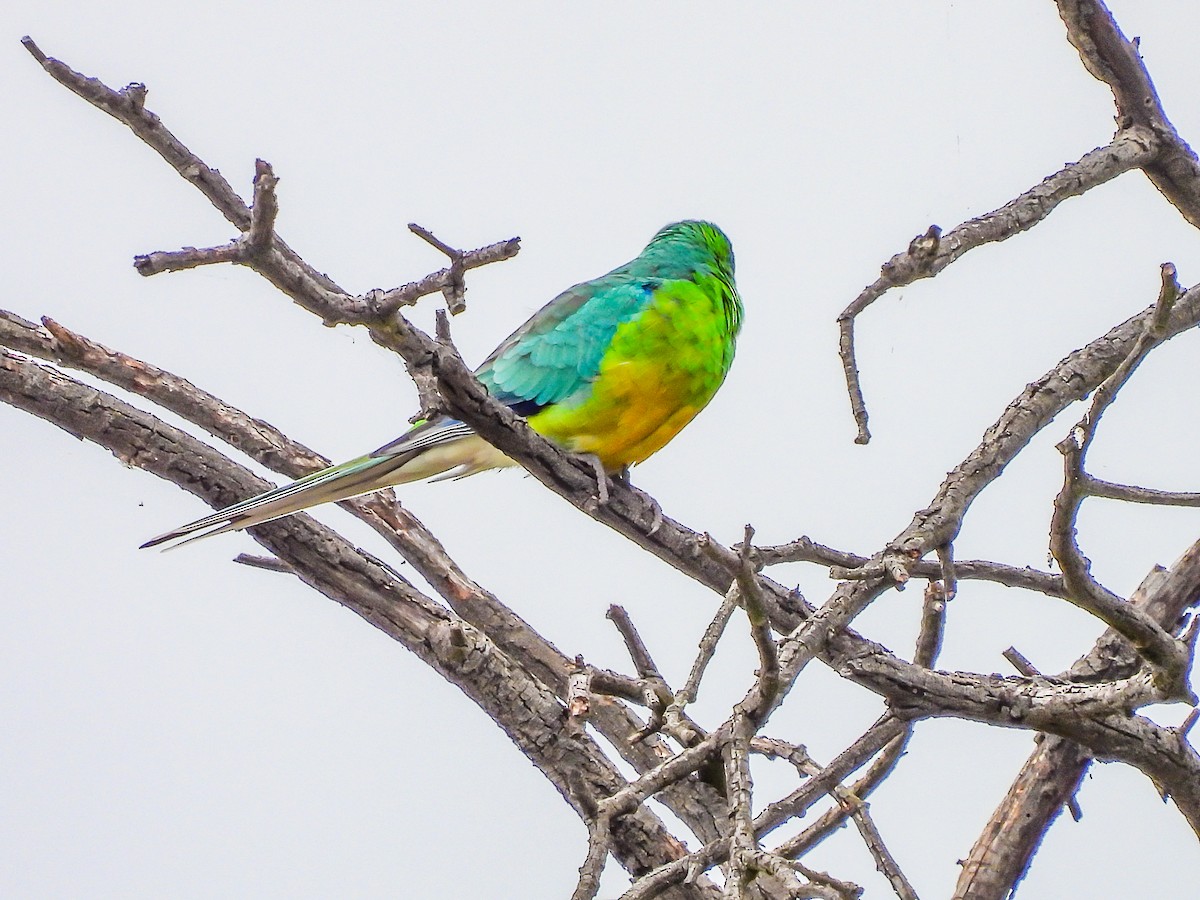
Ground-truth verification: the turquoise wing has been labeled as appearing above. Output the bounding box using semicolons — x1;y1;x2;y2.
476;276;658;413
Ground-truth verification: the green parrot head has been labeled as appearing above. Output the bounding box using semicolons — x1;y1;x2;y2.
643;220;736;281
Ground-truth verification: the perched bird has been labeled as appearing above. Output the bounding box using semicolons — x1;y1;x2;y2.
142;220;742;548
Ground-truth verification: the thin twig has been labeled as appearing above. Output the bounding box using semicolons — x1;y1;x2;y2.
232;553;293;573
849;803;919;900
723;711;758;899
751;736;816;774
1177;708;1200;742
758;715;909;839
608;605;663;681
775;730;910;859
675;589;739;707
571;818;611;900
736;525;780;714
621;717;911;897
246;158;279;255
915;581;947;669
935;543;957;601
409;223;468;314
661;588;738;748
756;535;1068;598
1002;647;1040;678
1083;476;1200;507
133;243;242;274
777;595;939;861
785;860;863;899
20;37;518;312
598;730;726;825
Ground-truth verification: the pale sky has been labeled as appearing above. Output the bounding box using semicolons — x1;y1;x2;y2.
3;2;1200;897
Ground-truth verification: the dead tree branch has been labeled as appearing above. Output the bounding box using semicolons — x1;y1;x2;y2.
836;127;1158;441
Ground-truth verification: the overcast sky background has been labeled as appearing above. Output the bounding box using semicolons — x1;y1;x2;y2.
3;2;1200;897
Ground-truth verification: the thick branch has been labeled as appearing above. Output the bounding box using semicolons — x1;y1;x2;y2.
1056;1;1200;227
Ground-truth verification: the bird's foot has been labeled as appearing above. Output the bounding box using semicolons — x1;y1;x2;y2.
600;464;663;534
644;493;663;535
578;453;611;508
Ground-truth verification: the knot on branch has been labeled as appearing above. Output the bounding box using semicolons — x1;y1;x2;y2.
120;81;147;113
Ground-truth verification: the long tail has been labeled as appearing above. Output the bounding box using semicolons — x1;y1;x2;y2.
141;419;510;549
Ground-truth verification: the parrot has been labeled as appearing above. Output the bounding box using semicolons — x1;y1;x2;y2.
141;220;742;548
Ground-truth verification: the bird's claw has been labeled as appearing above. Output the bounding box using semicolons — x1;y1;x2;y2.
575;457;660;532
579;453;611;506
645;495;663;534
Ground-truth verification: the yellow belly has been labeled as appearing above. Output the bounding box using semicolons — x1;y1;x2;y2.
527;358;701;471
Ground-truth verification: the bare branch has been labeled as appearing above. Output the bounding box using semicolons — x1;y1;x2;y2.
736;525;780;715
770;599;938;864
246;158;280;255
883;281;1200;566
572;821;611;900
133;243;242;275
623;719;912;896
232;553;293;574
759;715;909;841
774;729;910;860
409;223;468;314
1178;709;1200;743
1002;647;1040;678
1056;1;1200;227
724;711;758;899
666;588;739;736
849;804;919;900
363;235;522;318
915;581;948;669
837;127;1158;440
756;536;1066;598
955;563;1176;900
609;604;665;682
935;544;957;601
22;36;258;232
2;311;328;471
600;731;726;827
20;39;518;315
1084;477;1200;507
1050;265;1189;694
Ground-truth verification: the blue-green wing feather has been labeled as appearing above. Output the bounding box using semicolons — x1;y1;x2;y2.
477;276;657;411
